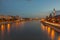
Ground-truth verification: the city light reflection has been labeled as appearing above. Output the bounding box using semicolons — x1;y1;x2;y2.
15;22;20;27
41;24;45;31
21;21;25;24
58;35;60;40
47;26;51;35
41;24;56;40
45;26;47;30
16;22;19;25
1;24;5;40
1;24;5;35
15;22;19;30
7;23;10;33
51;29;55;40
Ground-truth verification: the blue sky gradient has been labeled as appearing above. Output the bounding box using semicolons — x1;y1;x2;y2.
0;0;60;18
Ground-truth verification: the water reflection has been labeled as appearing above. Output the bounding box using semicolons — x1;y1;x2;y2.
41;24;45;31
16;22;19;26
51;29;55;40
47;26;51;35
1;24;5;40
0;21;60;40
7;23;10;33
16;21;22;27
58;35;60;40
21;21;25;24
15;22;20;30
41;24;60;40
45;26;48;31
13;21;25;32
1;24;5;35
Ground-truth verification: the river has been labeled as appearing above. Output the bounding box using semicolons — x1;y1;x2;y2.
0;21;60;40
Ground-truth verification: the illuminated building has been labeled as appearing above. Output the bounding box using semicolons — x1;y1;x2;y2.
53;8;56;16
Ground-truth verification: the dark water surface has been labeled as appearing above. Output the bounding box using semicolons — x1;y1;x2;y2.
0;21;60;40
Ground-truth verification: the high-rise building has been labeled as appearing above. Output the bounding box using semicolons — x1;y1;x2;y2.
53;8;56;16
49;13;52;18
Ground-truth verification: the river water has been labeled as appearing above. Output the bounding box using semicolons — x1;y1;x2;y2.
0;21;60;40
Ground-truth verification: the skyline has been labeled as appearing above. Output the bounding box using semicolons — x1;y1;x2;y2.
0;0;60;18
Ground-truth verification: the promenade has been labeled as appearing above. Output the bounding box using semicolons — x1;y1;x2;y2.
40;20;60;32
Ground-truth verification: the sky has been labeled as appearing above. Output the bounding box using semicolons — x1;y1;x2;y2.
0;0;60;18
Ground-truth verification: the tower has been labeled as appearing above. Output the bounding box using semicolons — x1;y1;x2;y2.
53;8;56;16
